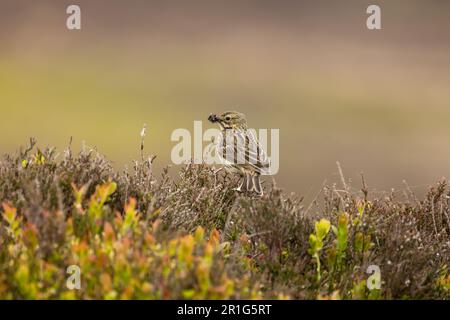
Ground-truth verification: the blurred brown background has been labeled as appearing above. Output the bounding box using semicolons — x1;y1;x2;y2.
1;0;450;198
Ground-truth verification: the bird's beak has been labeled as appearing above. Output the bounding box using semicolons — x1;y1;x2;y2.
208;114;219;123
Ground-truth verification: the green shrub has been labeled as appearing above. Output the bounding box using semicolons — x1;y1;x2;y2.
0;140;449;299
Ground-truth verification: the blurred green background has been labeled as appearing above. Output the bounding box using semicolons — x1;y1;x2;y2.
1;0;450;197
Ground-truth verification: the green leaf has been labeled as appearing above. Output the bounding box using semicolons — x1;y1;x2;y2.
315;219;331;240
182;289;196;299
355;232;364;254
331;225;338;236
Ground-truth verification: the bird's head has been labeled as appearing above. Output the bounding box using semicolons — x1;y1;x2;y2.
208;111;248;130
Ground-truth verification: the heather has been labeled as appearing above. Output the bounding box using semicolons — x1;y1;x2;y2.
0;139;449;299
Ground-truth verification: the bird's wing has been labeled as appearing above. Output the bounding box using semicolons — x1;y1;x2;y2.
216;129;271;174
244;129;271;173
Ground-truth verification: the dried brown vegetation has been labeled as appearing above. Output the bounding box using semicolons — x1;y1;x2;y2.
0;139;449;299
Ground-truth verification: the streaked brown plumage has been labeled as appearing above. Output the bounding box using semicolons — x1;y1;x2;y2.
208;111;270;195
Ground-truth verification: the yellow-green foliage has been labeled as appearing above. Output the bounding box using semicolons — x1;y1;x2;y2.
309;211;380;299
0;182;261;299
328;212;349;270
1;145;449;300
308;218;331;281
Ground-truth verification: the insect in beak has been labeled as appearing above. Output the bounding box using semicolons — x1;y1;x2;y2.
208;114;219;123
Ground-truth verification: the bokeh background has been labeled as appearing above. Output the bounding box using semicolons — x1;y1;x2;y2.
1;0;450;198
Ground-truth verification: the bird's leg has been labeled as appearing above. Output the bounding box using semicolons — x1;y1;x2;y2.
253;175;263;196
246;174;253;192
234;175;246;192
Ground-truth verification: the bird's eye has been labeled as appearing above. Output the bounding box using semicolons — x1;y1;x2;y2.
225;116;231;121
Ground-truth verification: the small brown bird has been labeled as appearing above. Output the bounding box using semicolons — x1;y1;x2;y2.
208;111;270;195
